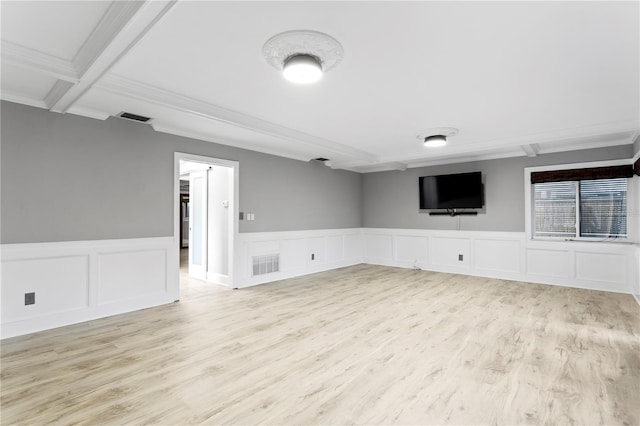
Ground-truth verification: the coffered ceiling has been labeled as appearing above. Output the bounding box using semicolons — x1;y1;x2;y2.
2;1;638;172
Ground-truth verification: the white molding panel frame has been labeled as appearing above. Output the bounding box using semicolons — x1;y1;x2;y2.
2;229;636;338
235;228;363;288
362;228;637;294
1;237;178;339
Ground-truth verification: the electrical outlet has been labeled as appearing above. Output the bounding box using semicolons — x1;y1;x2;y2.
25;292;35;305
311;253;315;260
458;254;464;261
239;212;245;220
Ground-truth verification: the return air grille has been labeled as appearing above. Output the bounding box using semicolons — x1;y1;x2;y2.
252;254;280;276
117;112;152;123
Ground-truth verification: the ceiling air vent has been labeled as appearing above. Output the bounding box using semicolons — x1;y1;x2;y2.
117;112;152;123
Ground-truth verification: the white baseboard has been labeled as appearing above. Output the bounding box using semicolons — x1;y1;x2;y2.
1;237;178;339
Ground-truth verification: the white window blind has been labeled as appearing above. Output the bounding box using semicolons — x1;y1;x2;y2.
534;181;577;238
533;178;627;239
579;179;627;238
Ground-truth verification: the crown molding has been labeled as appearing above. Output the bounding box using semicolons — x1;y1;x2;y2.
66;106;111;121
0;92;47;109
1;40;78;82
151;123;315;163
402;149;528;171
361;137;637;173
380;124;638;166
95;74;379;163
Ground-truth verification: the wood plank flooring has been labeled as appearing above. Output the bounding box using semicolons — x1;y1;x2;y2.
1;264;639;425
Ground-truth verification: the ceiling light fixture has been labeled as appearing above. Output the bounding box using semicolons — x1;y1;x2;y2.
263;30;344;85
417;127;459;148
423;135;447;147
283;54;323;84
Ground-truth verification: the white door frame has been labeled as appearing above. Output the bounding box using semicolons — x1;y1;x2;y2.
174;152;239;289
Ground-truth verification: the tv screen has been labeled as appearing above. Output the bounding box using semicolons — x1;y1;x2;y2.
419;172;484;209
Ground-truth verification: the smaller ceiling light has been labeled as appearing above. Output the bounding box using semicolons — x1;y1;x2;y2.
417;127;459;148
423;135;447;148
283;54;322;84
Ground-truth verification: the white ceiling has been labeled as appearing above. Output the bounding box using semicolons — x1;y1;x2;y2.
2;1;638;172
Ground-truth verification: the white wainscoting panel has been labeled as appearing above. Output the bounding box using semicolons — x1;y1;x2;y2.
475;239;521;274
2;255;89;322
362;228;636;294
1;237;178;339
363;234;394;264
395;235;428;268
526;249;570;278
430;237;470;269
308;237;326;267
98;249;167;304
326;236;344;264
575;251;627;285
3;229;637;338
236;228;362;288
280;238;306;272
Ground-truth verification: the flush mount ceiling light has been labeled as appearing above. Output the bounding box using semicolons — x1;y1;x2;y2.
263;30;344;84
283;54;322;84
417;127;459;148
423;135;447;147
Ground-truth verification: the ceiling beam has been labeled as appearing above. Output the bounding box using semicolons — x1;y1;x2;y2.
96;74;380;163
46;1;177;114
520;143;540;157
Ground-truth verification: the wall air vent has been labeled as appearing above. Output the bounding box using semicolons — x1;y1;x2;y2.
252;254;280;276
117;112;152;123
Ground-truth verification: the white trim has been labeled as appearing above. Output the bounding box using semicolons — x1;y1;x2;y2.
66;106;111;120
524;158;635;242
3;228;636;338
72;1;145;76
235;228;363;288
97;74;379;162
0;40;78;82
174;152;239;289
382;124;638;166
48;1;178;113
1;237;177;339
0;92;48;109
361;228;636;295
155;124;314;163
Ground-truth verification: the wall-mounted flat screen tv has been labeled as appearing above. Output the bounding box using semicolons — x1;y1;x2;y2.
419;171;484;209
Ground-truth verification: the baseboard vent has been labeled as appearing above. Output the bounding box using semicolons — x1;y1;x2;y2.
252;254;280;276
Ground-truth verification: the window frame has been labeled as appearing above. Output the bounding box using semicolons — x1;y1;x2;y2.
525;159;638;243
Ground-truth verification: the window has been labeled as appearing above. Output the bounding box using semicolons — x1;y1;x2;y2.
533;178;627;239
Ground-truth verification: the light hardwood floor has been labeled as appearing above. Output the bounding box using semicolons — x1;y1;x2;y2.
2;263;639;425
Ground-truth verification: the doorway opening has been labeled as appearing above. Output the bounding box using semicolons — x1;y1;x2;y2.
174;153;239;294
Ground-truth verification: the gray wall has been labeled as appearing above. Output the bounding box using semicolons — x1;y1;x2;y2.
1;101;362;244
362;145;634;232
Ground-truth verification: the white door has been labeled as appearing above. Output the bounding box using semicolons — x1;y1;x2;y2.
189;170;208;280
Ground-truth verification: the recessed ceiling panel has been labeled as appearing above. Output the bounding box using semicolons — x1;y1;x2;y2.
1;1;112;60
